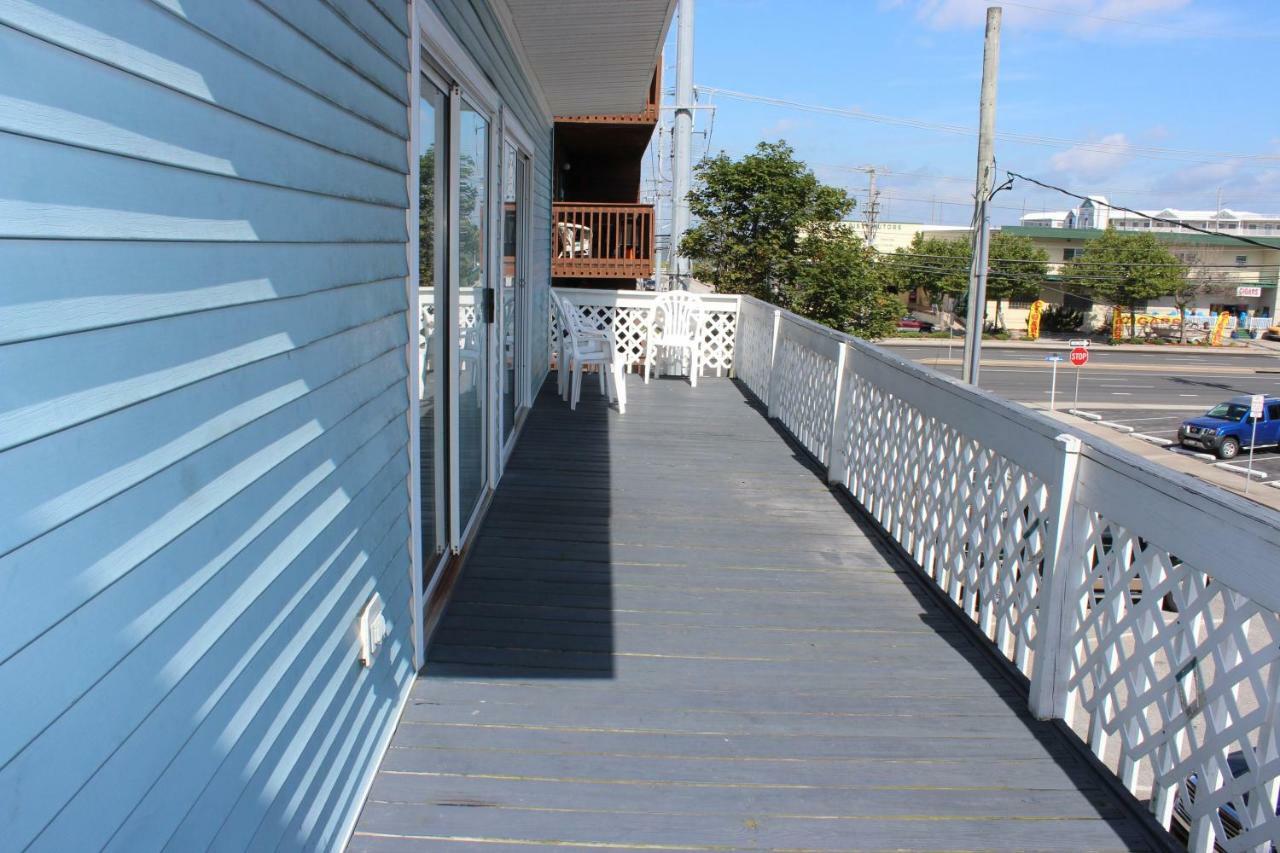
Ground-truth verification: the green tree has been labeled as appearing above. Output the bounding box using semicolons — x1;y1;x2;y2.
792;230;901;339
880;233;969;309
986;232;1049;329
1064;230;1186;337
680;141;853;303
1171;252;1212;343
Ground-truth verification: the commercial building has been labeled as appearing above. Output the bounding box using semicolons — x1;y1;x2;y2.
1020;196;1280;236
1001;225;1280;329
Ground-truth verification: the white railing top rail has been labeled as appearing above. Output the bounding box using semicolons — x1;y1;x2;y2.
553;287;742;310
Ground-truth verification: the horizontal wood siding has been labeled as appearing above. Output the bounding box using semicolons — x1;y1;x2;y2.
427;0;554;390
0;2;417;851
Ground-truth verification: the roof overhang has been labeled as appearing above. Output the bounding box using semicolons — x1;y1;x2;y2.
493;0;676;117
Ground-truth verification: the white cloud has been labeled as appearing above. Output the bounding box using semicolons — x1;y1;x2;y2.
1048;133;1132;177
760;117;800;138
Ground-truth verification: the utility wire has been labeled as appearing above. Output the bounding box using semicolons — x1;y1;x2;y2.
878;257;1275;287
1006;172;1280;252
696;86;1280;165
875;248;1280;271
820;163;1280;204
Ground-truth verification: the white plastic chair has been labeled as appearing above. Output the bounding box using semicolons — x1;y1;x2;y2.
553;292;626;414
643;291;704;387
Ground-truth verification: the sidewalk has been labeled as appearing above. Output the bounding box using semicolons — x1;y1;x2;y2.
880;336;1275;356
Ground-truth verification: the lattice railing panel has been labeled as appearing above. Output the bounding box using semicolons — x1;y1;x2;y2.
772;335;838;464
733;300;774;402
548;291;738;376
1062;517;1280;852
838;369;1050;680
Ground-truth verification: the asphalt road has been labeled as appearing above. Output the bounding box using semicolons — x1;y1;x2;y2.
883;343;1280;484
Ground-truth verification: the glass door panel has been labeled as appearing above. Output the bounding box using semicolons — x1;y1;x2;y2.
455;100;489;528
418;78;448;578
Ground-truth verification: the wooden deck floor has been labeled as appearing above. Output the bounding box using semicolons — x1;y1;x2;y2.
351;376;1157;852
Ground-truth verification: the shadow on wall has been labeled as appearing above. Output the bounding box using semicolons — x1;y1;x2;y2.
425;376;616;678
0;1;418;851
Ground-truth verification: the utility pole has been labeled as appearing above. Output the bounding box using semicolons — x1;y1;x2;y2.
862;167;880;248
961;6;1001;386
670;0;695;290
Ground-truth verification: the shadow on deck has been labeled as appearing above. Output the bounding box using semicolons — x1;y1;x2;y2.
352;376;1159;851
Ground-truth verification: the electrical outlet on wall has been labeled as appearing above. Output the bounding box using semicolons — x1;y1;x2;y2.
358;593;387;667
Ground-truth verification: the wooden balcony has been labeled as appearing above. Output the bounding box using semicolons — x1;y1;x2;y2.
553;202;654;279
554;65;660;125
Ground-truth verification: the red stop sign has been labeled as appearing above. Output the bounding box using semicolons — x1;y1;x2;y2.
1069;347;1089;367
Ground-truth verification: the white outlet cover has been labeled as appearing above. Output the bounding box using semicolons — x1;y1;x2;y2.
358;592;386;667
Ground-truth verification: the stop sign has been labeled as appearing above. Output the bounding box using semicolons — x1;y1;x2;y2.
1069;346;1089;367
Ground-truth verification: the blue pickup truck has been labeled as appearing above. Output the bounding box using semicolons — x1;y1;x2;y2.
1178;395;1280;459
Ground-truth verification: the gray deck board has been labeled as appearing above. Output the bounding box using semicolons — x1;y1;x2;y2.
351;377;1155;851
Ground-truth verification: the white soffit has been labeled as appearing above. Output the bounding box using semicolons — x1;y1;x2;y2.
497;0;676;116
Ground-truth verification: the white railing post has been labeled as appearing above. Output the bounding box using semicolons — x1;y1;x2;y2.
765;309;782;416
728;296;743;379
826;342;849;484
1029;432;1083;721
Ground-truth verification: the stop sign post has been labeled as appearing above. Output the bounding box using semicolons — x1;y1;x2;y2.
1069;346;1089;411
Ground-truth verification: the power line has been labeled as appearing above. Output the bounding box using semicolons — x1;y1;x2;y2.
696;86;1280;166
818;163;1280;204
878;256;1275;286
1006;172;1280;252
876;248;1280;271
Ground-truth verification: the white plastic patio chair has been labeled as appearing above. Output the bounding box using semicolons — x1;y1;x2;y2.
643;291;704;387
553;292;626;414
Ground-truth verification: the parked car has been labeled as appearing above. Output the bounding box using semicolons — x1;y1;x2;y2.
1172;750;1278;850
1263;324;1280;342
1178;395;1280;459
896;315;935;334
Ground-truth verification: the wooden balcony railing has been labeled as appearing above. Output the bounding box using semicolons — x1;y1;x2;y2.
552;202;655;279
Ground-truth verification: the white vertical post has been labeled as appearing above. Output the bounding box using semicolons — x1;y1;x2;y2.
766;309;782;416
405;11;424;671
1029;433;1083;720
1049;357;1058;411
826;343;849;483
671;0;695;290
1246;417;1258;493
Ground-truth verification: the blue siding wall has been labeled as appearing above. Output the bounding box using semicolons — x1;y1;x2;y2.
0;1;418;850
427;0;554;392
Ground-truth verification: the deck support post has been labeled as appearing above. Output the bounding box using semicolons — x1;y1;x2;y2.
765;309;782;416
1029;433;1083;721
826;342;849;484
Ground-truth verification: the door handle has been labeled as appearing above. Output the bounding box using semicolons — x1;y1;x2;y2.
483;288;496;324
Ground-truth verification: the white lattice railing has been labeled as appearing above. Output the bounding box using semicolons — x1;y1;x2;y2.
550;288;740;376
733;295;1280;852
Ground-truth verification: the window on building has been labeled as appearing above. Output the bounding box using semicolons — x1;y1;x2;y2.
1063;248;1081;261
1236;255;1248;266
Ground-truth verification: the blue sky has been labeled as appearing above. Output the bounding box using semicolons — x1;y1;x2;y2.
646;0;1280;227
